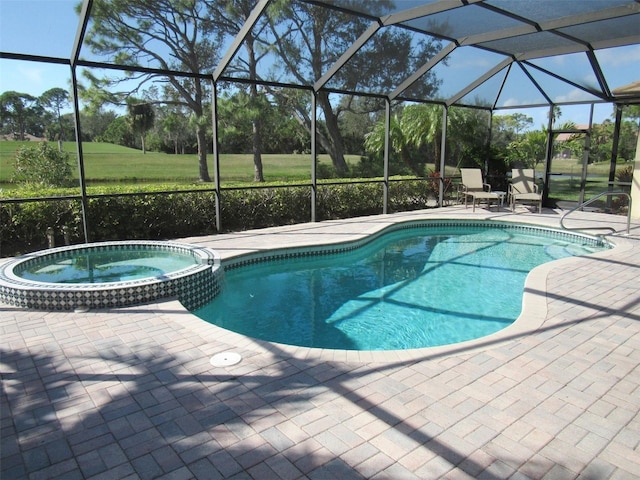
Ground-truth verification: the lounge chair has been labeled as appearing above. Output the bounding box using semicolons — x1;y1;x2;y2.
459;168;499;212
509;168;542;212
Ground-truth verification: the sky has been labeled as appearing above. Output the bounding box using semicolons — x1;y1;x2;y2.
1;0;639;130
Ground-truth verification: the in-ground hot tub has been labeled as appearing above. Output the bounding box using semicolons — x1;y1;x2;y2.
0;241;221;311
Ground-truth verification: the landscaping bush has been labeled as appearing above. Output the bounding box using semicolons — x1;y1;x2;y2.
616;165;633;185
389;177;439;212
219;186;311;231
317;183;384;220
1;197;80;256
1;186;218;256
610;165;634;212
11;142;74;187
1;180;437;257
86;192;217;241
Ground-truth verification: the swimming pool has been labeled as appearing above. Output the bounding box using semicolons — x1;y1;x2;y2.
14;246;200;284
192;221;610;351
0;241;220;311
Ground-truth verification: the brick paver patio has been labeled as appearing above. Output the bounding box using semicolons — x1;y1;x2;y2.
2;207;639;479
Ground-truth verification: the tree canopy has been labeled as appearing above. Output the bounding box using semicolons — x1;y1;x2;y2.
40;88;71;148
79;0;226;181
76;0;444;180
127;102;155;154
263;1;442;175
0;91;45;140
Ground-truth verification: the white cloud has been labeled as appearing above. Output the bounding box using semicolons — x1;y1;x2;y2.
0;60;71;96
17;65;47;86
596;45;640;67
555;88;592;103
502;98;523;107
581;73;598;86
501;97;542;108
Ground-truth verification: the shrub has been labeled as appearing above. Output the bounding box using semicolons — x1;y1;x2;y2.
0;180;437;257
1;197;81;255
388;179;436;212
315;183;370;220
219;186;311;230
86;192;217;241
616;165;633;184
1;186;218;256
610;165;634;212
11;142;74;187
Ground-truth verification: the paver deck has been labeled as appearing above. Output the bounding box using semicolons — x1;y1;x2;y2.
2;206;639;479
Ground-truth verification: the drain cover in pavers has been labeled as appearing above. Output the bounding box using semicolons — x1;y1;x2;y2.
210;351;242;367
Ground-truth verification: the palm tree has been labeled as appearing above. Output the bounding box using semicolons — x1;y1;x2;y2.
365;104;444;176
364;113;422;175
127;102;155;154
402;104;444;172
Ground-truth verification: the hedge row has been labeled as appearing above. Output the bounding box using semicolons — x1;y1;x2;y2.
1;180;438;257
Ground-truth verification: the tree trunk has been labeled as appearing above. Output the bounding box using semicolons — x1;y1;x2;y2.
248;38;264;183
253;117;264;182
58;116;64;152
272;89;345;175
401;149;423;177
196;124;211;182
141;135;146;154
317;92;348;176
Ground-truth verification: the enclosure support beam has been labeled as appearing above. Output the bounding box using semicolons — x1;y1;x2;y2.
542;105;555;206
70;68;90;244
447;58;513;107
70;0;93;244
71;0;92;63
578;105;595;207
390;42;456;101
607;104;624;210
485;112;493;175
384;0;477;25
383;98;391;214
212;0;271;82
439;107;448;207
631;114;640;220
212;81;222;232
609;105;624;189
314;21;381;92
311;92;317;222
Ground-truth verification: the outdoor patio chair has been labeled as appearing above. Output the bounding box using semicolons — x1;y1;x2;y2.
509;168;542;212
459;168;499;212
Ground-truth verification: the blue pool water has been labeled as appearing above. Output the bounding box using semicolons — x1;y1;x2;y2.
16;248;199;284
193;224;608;351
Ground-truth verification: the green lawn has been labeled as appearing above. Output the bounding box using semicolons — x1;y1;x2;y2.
0;141;359;187
547;156;622;177
1;140;632;195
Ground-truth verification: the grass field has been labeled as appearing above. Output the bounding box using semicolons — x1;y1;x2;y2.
1;140;632;199
0;141;360;187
